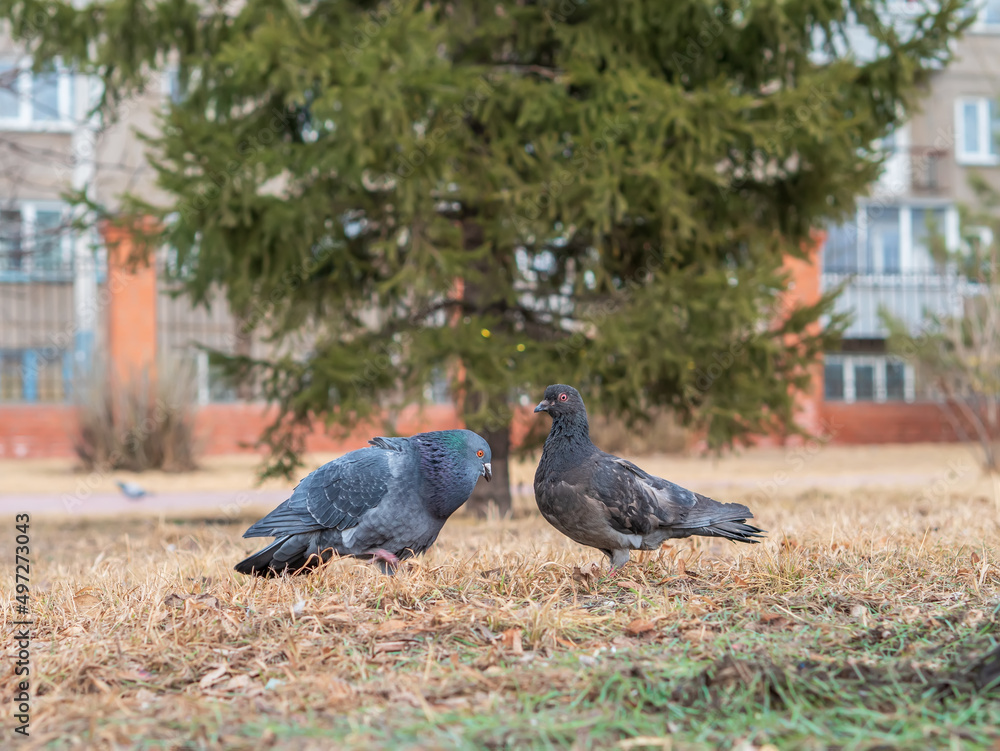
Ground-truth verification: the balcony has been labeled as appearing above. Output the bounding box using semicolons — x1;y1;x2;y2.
876;145;953;198
822;271;977;339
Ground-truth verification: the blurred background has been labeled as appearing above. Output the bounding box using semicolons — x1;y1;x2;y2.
1;0;999;515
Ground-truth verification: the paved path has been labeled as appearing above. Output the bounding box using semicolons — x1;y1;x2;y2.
0;469;972;519
0;489;289;519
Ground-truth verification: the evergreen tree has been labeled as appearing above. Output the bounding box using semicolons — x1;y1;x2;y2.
2;0;972;513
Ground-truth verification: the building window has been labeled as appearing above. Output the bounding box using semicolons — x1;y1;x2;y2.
973;0;1000;29
824;204;957;275
0;60;74;129
824;219;860;273
886;361;906;401
0;349;70;403
0;203;72;276
866;207;900;274
912;207;947;269
823;355;914;403
955;97;1000;165
854;363;875;401
824;361;845;400
989;0;1000;24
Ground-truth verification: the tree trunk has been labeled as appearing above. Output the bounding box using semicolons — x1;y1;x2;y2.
460;217;513;518
234;313;254;400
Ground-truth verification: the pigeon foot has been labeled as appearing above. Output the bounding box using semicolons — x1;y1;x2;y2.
371;549;401;568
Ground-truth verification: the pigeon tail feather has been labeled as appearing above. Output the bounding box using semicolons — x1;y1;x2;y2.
233;535;327;577
688;519;766;543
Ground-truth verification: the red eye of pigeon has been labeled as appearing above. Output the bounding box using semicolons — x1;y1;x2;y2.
559;393;568;402
477;450;484;457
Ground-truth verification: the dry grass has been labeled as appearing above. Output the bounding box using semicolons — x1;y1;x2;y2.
3;452;1000;749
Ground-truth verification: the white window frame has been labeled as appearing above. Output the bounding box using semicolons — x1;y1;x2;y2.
955;97;1000;166
824;202;959;274
0;201;73;274
971;0;1000;32
824;354;915;404
0;58;75;132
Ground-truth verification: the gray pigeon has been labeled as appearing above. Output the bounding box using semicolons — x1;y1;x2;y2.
533;384;764;570
234;429;492;576
116;480;148;500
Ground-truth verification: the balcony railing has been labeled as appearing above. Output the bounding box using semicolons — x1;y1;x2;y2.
822;271;979;339
876;146;953;198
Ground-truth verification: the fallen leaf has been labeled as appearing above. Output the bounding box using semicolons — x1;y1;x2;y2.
163;593;187;608
556;637;578;648
377;619;408;635
118;669;155;683
966;609;985;627
501;628;524;655
972;552;982;566
618;737;672;749
732;573;749;587
614;579;644;591
190;594;220;609
198;665;228;689
572;562;601;586
73;589;102;614
374;641;408;655
220;675;252;692
680;627;717;642
625;618;655;636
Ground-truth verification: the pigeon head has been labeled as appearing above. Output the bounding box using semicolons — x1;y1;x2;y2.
534;384;587;419
415;429;493;516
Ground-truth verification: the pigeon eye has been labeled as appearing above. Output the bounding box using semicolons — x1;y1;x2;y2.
477;450;484;457
559;393;568;402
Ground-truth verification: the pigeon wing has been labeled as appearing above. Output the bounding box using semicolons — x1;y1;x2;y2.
609;455;756;531
580;455;670;537
242;447;404;538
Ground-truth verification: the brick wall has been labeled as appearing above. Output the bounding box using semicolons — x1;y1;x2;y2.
0;399;970;461
819;401;960;443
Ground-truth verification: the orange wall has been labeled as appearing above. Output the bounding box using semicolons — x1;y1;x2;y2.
0;402;541;460
0;400;967;461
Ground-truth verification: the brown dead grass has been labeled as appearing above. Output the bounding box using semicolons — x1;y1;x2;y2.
2;464;999;749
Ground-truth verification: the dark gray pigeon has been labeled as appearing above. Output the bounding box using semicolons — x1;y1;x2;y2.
234;429;492;576
533;384;764;570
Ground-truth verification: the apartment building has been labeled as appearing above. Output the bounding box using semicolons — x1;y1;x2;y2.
0;35;249;409
814;5;1000;440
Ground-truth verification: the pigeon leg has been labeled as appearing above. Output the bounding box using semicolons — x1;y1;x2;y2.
370;548;401;571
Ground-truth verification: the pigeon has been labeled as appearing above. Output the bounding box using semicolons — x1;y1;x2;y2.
234;429;492;576
532;384;764;570
116;480;148;500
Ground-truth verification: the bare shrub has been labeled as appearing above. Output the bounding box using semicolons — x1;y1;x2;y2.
73;357;199;472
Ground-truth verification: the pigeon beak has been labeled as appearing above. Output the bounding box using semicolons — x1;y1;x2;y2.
533;399;551;414
482;462;492;482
